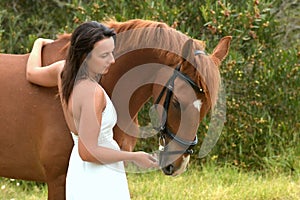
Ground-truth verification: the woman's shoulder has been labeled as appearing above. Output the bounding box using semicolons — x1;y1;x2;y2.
74;80;105;101
75;79;102;89
73;80;107;114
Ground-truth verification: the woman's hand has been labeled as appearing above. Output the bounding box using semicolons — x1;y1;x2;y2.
34;38;54;47
132;151;159;169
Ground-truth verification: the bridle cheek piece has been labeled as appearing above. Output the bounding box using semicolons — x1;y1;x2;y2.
154;50;205;156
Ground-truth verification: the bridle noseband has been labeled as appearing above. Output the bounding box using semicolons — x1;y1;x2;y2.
154;50;206;156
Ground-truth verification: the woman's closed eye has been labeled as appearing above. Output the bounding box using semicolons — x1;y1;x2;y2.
101;51;114;58
100;53;109;58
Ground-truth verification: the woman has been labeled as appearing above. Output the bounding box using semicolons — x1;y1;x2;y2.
26;21;158;200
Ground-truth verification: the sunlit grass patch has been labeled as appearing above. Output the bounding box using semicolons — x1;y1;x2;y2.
0;163;299;200
127;163;300;200
0;178;47;200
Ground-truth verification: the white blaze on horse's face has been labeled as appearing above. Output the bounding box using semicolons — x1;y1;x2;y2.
173;155;190;176
193;99;202;112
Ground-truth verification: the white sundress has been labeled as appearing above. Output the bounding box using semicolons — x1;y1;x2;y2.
66;86;131;200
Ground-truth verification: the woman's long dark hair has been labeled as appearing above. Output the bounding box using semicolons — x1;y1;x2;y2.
61;21;116;105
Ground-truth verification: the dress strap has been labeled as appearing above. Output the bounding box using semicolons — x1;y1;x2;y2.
70;131;79;144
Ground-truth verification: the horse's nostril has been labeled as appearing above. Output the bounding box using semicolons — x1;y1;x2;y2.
162;164;174;175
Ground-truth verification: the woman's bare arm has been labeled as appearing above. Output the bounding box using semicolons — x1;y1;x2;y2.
75;82;158;168
26;38;64;87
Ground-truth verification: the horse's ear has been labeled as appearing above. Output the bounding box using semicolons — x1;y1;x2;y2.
181;39;193;61
211;36;232;66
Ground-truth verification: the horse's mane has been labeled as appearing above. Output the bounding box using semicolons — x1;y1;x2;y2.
58;19;205;61
57;19;219;107
102;19;188;62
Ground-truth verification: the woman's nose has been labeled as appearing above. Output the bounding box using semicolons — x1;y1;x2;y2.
110;53;115;64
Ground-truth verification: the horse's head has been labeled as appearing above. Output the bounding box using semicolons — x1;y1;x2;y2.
104;20;231;175
152;36;231;176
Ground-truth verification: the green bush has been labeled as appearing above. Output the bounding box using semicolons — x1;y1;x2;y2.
196;0;299;172
0;0;299;172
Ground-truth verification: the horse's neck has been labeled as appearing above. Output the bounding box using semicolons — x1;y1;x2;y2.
42;38;69;65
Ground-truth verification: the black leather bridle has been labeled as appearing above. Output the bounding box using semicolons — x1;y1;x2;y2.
153;50;206;156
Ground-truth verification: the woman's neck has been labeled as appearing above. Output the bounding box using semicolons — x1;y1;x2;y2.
88;74;101;83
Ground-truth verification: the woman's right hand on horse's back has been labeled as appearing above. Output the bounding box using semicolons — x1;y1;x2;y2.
34;38;54;46
132;151;159;169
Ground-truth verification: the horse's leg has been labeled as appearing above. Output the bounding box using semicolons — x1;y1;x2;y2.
43;140;72;200
46;174;67;200
42;135;72;200
39;115;73;200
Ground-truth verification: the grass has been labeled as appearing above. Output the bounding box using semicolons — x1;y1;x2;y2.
0;180;46;200
1;163;299;200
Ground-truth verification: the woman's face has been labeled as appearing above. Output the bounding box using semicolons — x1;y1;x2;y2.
86;37;115;77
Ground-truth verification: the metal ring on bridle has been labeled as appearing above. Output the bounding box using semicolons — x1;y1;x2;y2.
195;50;206;56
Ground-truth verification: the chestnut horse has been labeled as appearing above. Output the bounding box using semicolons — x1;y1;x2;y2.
0;19;231;199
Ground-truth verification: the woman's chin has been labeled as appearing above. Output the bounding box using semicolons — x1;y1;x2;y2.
101;68;110;75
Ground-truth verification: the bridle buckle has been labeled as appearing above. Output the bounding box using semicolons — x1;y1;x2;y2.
159;135;166;152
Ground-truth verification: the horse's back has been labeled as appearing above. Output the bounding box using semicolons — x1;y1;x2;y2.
0;53;72;181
